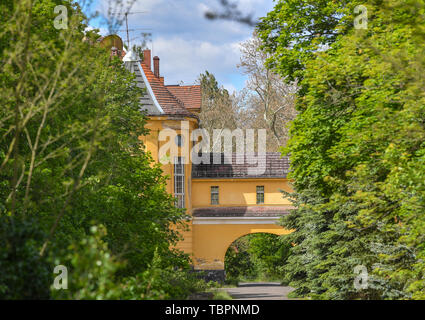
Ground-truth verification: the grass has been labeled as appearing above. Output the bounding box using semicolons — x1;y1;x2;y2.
209;289;233;300
203;283;235;300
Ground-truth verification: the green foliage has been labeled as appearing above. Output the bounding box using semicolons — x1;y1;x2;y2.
120;250;208;300
224;234;291;283
0;0;202;299
51;225;123;300
260;0;425;299
52;226;207;300
249;234;291;280
257;0;363;82
198;71;239;141
225;237;256;283
199;71;230;98
0;215;52;299
210;290;233;300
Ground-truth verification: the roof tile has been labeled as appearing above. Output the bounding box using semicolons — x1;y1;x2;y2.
166;85;202;111
140;62;195;117
192;153;290;178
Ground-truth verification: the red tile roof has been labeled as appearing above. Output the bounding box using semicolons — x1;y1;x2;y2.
166;85;202;111
140;62;195;117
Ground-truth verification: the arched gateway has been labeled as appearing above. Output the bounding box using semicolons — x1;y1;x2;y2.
123;46;294;282
192;213;292;281
188;157;293;281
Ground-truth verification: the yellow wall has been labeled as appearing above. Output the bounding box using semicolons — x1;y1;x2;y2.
141;116;198;207
192;178;293;208
141;116;294;271
140;116;199;255
192;224;292;270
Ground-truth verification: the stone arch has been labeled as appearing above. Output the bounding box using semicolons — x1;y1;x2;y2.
223;231;287;280
192;221;292;281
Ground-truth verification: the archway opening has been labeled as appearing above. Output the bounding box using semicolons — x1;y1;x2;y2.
224;232;292;285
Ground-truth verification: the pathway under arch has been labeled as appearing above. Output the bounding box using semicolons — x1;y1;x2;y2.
191;215;292;281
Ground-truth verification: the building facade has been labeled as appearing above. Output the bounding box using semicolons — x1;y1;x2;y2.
123;47;293;281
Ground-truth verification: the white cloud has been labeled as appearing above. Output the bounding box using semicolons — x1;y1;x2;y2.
152;36;241;86
85;25;108;36
222;83;237;94
91;0;275;90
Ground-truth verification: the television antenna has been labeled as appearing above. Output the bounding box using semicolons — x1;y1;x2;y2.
117;11;148;48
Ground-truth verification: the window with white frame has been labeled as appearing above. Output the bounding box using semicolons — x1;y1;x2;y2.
174;156;185;208
256;186;264;204
211;186;219;205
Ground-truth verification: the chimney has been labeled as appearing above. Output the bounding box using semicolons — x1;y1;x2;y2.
160;76;164;85
143;49;151;70
153;56;160;78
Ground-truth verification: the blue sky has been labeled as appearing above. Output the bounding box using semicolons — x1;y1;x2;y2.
86;0;276;92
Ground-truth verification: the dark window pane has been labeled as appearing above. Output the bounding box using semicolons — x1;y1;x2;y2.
174;157;185;208
211;186;219;204
256;186;264;204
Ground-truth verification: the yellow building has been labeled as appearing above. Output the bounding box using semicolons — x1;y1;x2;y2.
123;48;293;281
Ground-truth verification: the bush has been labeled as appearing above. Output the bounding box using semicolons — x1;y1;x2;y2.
225;237;256;283
51;225;123;300
0;215;52;299
120;249;209;300
248;233;291;280
51;225;208;300
224;233;291;283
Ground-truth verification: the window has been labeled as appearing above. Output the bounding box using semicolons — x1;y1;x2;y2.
174;156;185;208
175;134;183;147
256;186;264;204
211;186;219;205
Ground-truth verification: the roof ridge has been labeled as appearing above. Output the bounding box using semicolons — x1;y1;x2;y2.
166;84;200;88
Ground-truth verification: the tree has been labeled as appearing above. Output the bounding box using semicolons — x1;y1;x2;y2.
198;71;239;150
224;233;292;283
247;233;291;280
0;215;52;299
257;0;362;82
0;0;193;299
204;0;257;27
224;236;256;283
237;33;297;151
258;0;425;299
